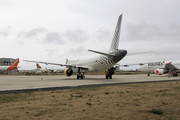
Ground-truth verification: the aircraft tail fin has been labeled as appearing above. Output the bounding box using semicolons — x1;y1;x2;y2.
88;49;115;57
109;14;123;52
36;63;42;69
6;58;19;71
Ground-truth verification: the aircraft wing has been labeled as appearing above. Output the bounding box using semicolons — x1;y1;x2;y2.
127;51;154;56
23;60;89;70
117;51;155;67
164;62;180;72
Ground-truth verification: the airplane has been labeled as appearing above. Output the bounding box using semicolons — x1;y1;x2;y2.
35;63;51;73
137;60;180;77
19;63;51;73
53;68;65;73
23;14;149;79
0;58;19;71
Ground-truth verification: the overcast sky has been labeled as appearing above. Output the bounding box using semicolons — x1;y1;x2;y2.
0;0;180;70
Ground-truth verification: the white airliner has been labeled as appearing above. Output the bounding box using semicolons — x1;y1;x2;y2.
24;14;152;79
0;58;19;71
137;60;180;77
24;14;127;79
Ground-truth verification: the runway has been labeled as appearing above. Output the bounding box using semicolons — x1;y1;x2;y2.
0;74;180;94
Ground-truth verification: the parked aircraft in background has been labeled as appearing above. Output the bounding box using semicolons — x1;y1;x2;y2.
36;63;52;73
0;58;19;71
19;63;51;73
137;60;180;77
53;68;64;73
24;14;151;79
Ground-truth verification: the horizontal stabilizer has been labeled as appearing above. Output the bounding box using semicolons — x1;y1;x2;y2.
127;51;154;56
88;49;115;57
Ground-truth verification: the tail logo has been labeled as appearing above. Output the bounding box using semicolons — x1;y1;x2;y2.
6;58;19;71
12;59;18;66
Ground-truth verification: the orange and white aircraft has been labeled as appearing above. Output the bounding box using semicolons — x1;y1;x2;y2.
0;58;19;71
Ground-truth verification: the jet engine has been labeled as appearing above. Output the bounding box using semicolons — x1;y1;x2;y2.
154;69;164;75
64;68;73;77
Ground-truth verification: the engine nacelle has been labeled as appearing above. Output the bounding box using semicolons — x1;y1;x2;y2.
64;68;73;77
154;69;164;75
103;67;116;75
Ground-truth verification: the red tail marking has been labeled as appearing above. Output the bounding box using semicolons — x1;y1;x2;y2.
169;61;172;65
6;58;19;71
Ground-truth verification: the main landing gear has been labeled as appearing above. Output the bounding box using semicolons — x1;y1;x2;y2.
173;73;178;77
106;74;112;79
105;68;115;79
147;71;150;76
77;67;85;79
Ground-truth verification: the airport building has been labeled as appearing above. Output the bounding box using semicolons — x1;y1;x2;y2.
0;58;18;73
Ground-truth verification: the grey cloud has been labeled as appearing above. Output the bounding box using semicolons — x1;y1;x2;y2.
166;23;180;39
43;28;90;45
123;22;161;41
45;49;59;59
64;28;90;42
0;31;9;36
0;26;12;36
92;27;111;41
67;45;86;56
44;32;65;44
123;22;180;42
18;27;47;38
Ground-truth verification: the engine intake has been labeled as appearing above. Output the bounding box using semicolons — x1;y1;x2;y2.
64;68;73;77
154;69;164;75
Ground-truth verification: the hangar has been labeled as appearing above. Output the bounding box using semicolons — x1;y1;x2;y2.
0;58;18;74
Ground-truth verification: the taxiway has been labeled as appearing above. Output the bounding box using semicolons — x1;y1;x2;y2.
0;74;180;94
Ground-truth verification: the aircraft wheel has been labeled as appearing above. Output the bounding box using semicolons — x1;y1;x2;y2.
81;75;83;79
109;75;112;79
173;73;178;77
106;75;108;79
77;75;79;79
